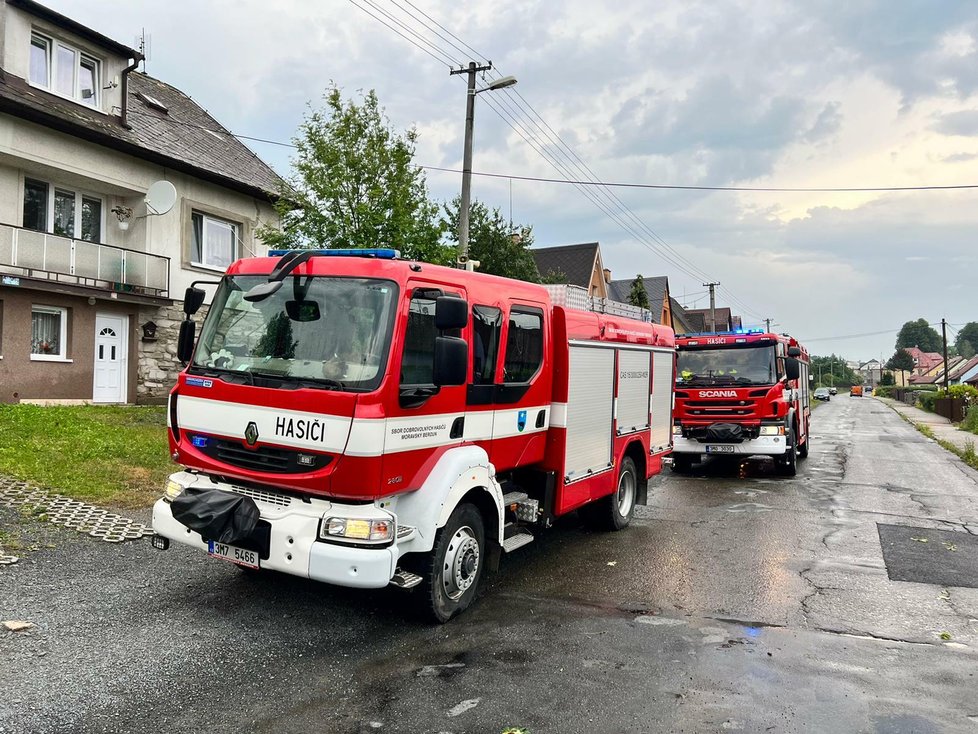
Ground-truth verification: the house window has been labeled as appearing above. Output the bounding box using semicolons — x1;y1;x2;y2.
31;306;68;361
23;179;102;242
191;211;239;270
29;32;100;108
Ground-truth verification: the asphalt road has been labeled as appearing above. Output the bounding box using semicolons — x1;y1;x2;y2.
3;396;978;733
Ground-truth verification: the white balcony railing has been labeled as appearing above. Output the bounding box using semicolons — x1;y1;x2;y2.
0;223;169;297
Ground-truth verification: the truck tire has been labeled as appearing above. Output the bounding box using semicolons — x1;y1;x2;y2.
777;428;798;476
413;503;485;624
797;427;809;459
582;456;637;531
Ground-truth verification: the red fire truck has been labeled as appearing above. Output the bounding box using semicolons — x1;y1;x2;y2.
152;249;675;621
671;330;811;475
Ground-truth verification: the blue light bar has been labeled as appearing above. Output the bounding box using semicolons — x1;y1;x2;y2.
267;248;400;259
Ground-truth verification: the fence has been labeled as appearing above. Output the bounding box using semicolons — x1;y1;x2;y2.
934;398;968;423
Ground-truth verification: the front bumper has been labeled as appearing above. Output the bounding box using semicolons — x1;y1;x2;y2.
671;434;789;457
152;473;397;589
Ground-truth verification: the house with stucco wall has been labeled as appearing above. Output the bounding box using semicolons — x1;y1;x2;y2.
0;0;280;404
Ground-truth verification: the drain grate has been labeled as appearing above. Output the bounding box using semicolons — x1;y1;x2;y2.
0;477;154;546
878;523;978;589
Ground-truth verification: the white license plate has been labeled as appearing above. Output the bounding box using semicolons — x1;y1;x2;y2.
705;445;735;454
207;540;259;569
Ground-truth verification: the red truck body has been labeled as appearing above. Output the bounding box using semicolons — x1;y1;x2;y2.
671;330;811;475
153;250;675;620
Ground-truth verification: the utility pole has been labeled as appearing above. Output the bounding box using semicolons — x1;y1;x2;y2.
703;282;719;331
942;318;950;393
451;61;493;267
764;318;772;332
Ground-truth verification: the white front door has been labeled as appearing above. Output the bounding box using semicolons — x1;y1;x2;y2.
93;314;128;403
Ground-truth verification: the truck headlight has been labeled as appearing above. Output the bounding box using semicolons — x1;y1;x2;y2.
759;425;785;436
164;478;187;502
322;517;393;543
672;425;682;435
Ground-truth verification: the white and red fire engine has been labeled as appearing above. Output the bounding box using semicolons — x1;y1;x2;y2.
672;330;811;475
152;249;675;621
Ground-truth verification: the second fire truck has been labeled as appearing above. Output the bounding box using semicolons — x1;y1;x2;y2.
672;330;811;475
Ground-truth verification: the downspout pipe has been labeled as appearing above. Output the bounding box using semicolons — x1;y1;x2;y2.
120;52;144;130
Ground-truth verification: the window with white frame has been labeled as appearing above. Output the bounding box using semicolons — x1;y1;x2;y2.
23;178;103;242
191;211;239;270
31;306;69;360
28;32;100;108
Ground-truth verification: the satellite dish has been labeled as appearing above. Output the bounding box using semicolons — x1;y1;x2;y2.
145;181;177;216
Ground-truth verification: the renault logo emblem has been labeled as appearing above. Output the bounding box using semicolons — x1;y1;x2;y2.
244;421;259;446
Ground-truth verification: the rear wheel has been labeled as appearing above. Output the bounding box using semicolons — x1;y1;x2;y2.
582;456;637;531
413;503;485;624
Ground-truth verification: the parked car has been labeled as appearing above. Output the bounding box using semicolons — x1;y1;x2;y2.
829;387;838;395
814;388;831;401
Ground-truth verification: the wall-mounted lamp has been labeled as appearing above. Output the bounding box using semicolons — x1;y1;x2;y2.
141;321;158;341
111;205;133;231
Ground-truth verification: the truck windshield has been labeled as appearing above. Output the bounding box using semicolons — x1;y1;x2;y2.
191;275;398;391
677;344;778;387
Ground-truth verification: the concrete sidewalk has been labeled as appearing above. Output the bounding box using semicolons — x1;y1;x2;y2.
876;396;977;453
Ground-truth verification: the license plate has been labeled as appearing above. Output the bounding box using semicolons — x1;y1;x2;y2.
705;445;735;454
207;540;259;569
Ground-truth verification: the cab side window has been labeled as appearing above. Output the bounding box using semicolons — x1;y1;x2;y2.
503;307;543;384
472;305;502;384
400;292;438;386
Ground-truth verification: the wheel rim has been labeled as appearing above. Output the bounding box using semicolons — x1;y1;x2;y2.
442;525;480;601
617;468;636;517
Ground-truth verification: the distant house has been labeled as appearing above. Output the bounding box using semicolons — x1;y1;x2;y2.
949;355;978;386
607;275;676;328
531;242;610;299
683;306;740;332
903;347;943;376
0;0;280;404
669;297;696;335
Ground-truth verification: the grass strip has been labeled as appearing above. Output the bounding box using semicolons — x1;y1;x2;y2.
0;404;172;508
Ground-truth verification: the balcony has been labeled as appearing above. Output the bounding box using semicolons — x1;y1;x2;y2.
0;222;169;298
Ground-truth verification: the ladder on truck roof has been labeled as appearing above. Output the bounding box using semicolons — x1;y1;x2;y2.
543;284;652;323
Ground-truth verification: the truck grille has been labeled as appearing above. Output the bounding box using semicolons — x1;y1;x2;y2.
193;436;333;475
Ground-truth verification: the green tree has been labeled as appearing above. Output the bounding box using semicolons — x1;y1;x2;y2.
628;275;651;309
259;85;452;264
539;268;568;285
810;354;860;388
895;318;942;353
886;348;915;372
955;322;978;358
441;197;540;281
880;371;895;386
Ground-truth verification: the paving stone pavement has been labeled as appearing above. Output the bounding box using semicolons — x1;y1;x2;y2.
0;475;154;561
876;396;977;453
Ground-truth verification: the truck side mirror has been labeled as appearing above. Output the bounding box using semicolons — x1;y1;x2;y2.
784;357;800;381
183;286;207;316
433;336;467;386
787;346;802;358
177;320;196;364
435;296;468;330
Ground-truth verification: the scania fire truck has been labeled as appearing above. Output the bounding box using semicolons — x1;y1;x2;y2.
671;330;810;475
152;249;675;621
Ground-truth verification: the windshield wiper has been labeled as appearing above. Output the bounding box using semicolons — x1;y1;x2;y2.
247;370;343;390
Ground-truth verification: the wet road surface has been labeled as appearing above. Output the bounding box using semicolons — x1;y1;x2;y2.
3;396;978;733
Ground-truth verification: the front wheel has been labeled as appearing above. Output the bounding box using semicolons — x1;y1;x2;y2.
413;503;485;624
777;427;798;476
797;424;809;459
582;456;638;531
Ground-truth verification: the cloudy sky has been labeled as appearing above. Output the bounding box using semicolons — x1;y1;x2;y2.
51;0;978;361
